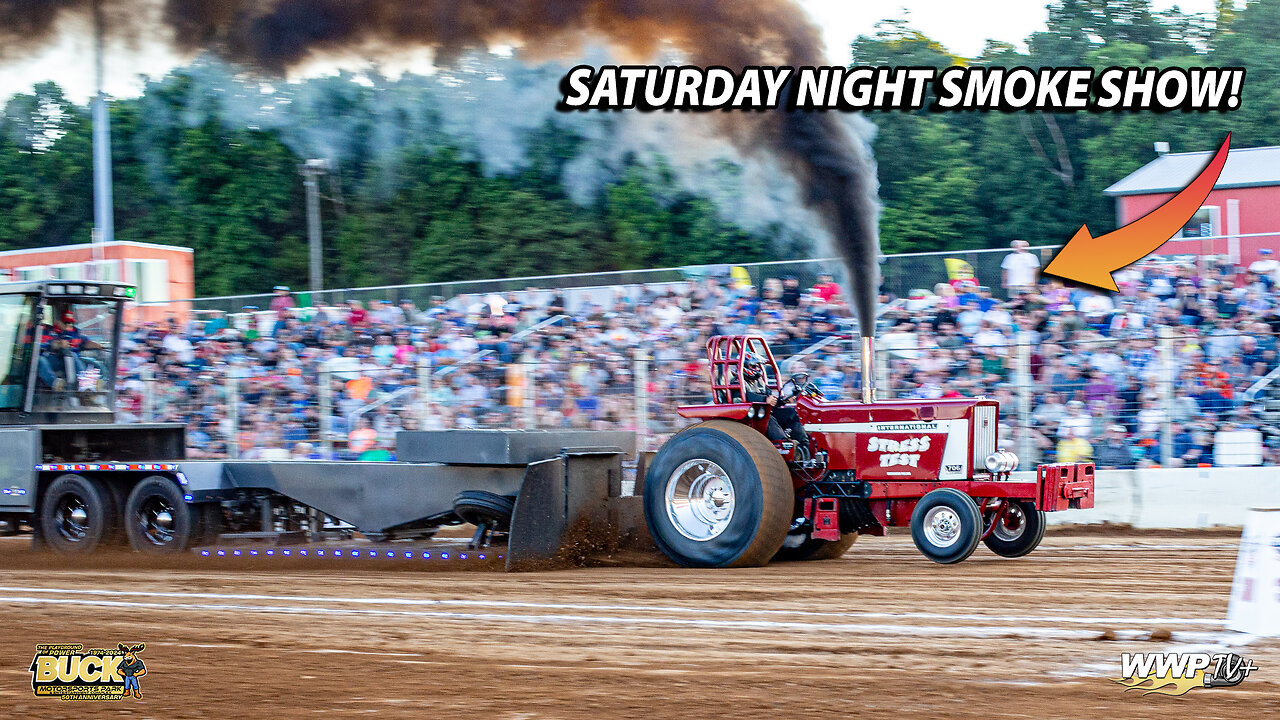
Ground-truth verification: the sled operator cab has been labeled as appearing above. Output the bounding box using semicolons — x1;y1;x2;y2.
643;334;1095;569
0;280;132;425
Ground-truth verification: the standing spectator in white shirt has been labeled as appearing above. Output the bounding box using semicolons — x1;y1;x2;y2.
1001;240;1041;296
1058;400;1093;439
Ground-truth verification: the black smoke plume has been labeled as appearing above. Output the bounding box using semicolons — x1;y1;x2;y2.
0;0;881;336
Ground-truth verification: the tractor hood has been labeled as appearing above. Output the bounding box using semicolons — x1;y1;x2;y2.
796;396;1000;482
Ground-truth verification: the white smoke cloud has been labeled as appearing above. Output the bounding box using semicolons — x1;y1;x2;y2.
130;50;876;258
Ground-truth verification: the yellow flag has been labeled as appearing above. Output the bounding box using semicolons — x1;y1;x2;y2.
943;258;975;282
729;266;752;290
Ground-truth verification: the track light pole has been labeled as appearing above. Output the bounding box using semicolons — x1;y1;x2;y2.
91;0;114;249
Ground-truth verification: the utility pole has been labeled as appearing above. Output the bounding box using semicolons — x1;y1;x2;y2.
300;159;329;292
91;0;114;251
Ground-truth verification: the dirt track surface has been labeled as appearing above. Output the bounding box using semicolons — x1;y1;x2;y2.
0;532;1276;719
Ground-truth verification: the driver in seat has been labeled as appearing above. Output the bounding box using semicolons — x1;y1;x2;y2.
742;352;810;454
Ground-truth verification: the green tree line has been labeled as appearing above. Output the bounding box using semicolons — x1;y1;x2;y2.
864;0;1280;253
0;72;771;296
1;0;1278;294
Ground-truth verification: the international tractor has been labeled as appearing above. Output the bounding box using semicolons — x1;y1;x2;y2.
642;335;1095;567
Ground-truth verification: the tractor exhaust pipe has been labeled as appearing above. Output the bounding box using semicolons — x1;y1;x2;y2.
860;336;875;403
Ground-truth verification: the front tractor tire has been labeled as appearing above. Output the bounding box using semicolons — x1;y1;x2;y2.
982;500;1046;558
910;488;982;564
124;476;197;555
38;474;118;554
644;420;793;568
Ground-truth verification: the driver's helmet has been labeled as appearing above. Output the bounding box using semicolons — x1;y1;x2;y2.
742;352;766;382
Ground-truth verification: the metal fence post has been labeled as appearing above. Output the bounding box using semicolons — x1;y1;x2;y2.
875;343;890;400
226;374;240;460
634;352;650;448
318;367;333;458
141;364;155;422
1157;325;1174;466
1014;332;1033;463
417;356;431;421
523;360;536;429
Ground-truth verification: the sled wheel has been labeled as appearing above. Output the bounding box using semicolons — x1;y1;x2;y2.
775;532;858;561
39;474;114;554
124;476;195;555
452;491;516;530
910;488;982;564
982;500;1046;558
644;419;793;568
453;491;516;549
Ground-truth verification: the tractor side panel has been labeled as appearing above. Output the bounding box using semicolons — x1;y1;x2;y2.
797;399;976;481
853;432;950;480
806;420;971;481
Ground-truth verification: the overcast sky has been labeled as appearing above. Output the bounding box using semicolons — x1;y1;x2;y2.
806;0;1220;64
0;0;1223;102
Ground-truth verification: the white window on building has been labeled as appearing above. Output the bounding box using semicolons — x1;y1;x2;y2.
15;266;50;281
125;259;170;303
50;263;83;281
1179;205;1221;238
84;260;122;282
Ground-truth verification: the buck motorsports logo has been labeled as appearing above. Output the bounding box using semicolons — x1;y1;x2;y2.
29;642;148;701
1113;652;1258;697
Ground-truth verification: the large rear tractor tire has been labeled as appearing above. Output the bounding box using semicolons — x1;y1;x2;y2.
982;500;1046;558
910;488;982;564
123;476;196;555
644;420;793;568
38;474;116;554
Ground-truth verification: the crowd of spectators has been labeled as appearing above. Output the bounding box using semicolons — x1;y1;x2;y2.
115;245;1280;468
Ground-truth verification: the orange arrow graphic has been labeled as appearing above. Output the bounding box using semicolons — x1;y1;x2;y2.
1044;133;1232;292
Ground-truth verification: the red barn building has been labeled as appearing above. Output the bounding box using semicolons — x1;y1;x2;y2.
1104;144;1280;266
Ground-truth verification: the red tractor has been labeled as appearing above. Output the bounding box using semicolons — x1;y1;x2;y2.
643;335;1095;567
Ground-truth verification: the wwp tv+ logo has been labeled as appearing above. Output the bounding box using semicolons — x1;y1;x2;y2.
1113;652;1258;697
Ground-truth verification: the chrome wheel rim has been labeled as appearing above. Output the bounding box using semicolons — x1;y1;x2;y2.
665;459;735;541
991;504;1026;542
55;494;91;542
137;496;177;546
922;506;962;548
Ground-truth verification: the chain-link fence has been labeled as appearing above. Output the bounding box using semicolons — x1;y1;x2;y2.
118;234;1280;467
118;330;1278;468
139;245;1072;318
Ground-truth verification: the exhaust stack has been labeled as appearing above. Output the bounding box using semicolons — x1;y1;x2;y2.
860;336;875;403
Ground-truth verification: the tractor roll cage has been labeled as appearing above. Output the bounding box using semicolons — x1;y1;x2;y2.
707;335;780;404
